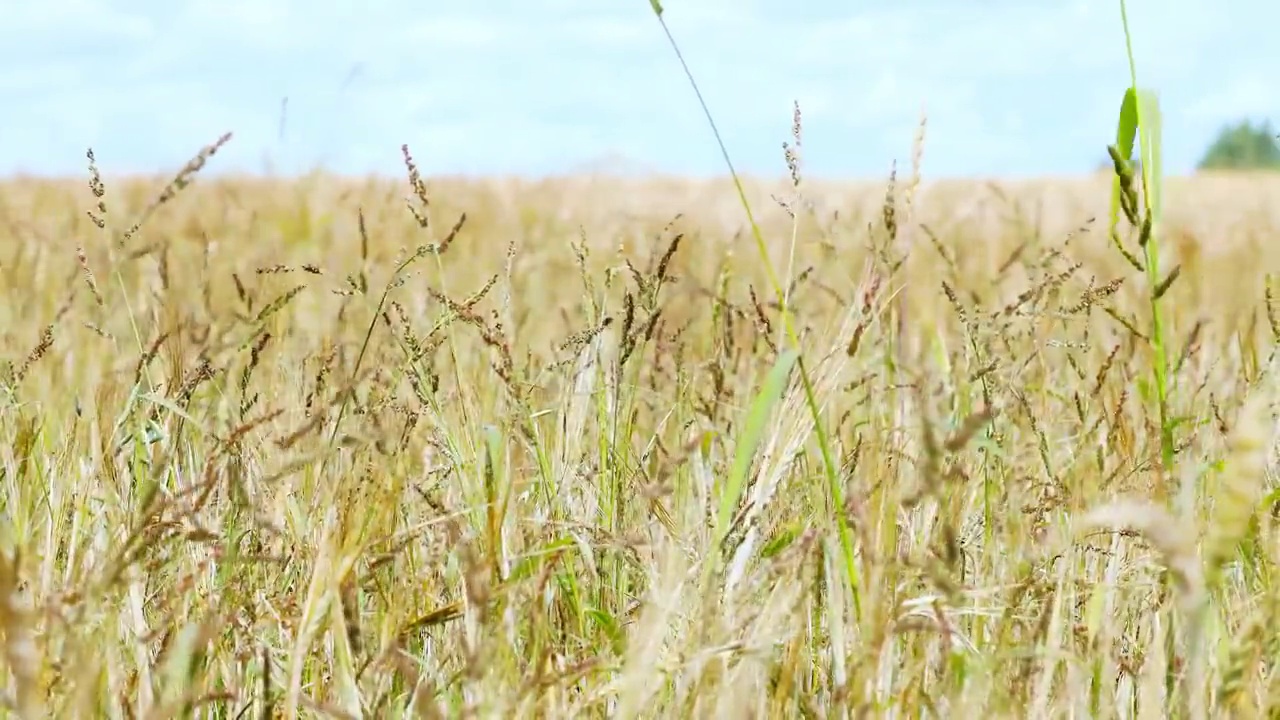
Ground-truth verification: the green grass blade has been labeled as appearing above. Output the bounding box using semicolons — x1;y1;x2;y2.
645;0;862;621
716;349;798;547
1109;88;1139;241
1134;89;1164;225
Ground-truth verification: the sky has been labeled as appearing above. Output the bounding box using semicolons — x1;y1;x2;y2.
1;0;1275;180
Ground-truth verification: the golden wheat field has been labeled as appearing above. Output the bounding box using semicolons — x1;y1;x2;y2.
2;141;1280;718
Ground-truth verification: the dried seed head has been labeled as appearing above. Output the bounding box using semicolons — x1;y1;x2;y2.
85;148;107;229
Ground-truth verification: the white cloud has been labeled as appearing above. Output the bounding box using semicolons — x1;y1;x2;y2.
1;0;1276;178
1189;75;1278;123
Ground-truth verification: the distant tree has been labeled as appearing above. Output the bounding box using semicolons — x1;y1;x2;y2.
1197;119;1280;171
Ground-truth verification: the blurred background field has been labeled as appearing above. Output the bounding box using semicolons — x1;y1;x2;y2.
6;169;1280;358
2;159;1280;717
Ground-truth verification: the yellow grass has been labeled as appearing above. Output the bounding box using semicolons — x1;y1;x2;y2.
1;161;1280;717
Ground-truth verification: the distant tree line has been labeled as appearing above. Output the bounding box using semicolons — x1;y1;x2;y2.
1197;119;1280;171
1096;118;1280;173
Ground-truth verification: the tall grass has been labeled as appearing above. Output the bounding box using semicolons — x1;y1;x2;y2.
0;4;1276;717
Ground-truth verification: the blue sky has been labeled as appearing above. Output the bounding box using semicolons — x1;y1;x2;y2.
2;0;1275;179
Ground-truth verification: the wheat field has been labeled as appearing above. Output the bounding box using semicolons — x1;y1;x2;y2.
2;136;1280;718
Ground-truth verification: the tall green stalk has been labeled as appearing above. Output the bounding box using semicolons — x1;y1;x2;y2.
644;0;862;620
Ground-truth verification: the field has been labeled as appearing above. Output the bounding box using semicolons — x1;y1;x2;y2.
2;139;1280;718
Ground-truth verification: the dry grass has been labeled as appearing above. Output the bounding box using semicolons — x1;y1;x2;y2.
1;136;1280;718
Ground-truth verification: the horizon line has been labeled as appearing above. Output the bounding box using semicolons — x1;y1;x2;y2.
0;167;1262;185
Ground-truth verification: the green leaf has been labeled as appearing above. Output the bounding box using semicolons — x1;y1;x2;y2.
1108;88;1139;242
508;536;573;584
1136;376;1152;404
1133;88;1163;221
717;349;798;545
761;522;801;559
648;0;663;15
585;606;625;655
1115;88;1140;164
